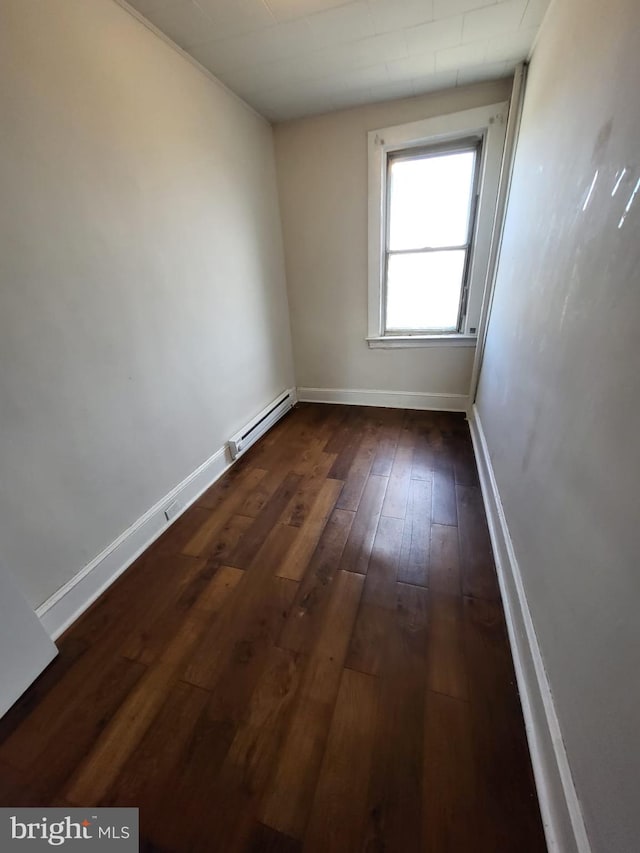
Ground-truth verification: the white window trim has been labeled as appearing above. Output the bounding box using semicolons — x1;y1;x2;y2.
367;102;508;348
366;334;478;348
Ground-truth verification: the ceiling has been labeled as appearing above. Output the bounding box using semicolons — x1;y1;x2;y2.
125;0;550;121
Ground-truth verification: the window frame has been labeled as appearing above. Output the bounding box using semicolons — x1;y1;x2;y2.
367;102;508;348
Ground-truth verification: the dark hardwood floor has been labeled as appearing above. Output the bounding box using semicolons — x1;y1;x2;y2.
0;403;546;852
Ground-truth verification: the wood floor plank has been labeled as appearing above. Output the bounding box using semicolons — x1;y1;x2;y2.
457;484;500;600
380;444;413;519
101;679;210;811
304;668;378;853
247;407;329;479
426;593;468;701
69;548;203;650
0;637;88;746
277;479;344;581
64;565;243;805
429;523;461;595
239;469;292;519
324;407;364;458
423;691;481;853
345;515;403;676
152;505;214;555
228;472;302;569
0;656;145;806
0;760;40;807
290;437;327;477
242;408;313;471
328;421;364;481
203;574;299;725
196;457;254;510
432;466;458;526
183;524;298;690
427;416;457;473
397;477;432;586
308;402;349;434
463;596;547;851
186;646;304;852
193;512;254;564
138;700;237;852
277;509;355;654
118;554;210;664
338;474;388;574
0;633;142;773
409;416;435;481
454;433;480;486
361;582;428;853
259;570;364;839
370;411;403;477
222;646;303;801
282;454;340;527
335;427;379;512
246;822;302;853
182;467;267;556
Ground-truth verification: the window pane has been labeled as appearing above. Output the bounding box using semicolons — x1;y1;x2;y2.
388;150;476;250
385;250;466;331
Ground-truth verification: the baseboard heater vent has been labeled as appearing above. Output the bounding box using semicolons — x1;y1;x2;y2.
228;388;295;460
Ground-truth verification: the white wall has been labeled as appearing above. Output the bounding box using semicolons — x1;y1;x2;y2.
475;0;640;849
0;0;294;609
273;80;512;404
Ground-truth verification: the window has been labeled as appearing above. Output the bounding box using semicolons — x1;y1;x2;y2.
368;103;508;348
385;139;481;334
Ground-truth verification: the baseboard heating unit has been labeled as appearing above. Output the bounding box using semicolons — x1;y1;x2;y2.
228;388;296;460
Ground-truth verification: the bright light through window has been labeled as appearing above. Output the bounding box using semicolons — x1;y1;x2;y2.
385;144;479;333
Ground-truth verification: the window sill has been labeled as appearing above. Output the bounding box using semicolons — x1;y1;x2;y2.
366;335;477;349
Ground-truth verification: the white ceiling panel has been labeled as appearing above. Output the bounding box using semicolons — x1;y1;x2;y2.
404;16;464;55
306;2;376;44
368;0;435;34
124;0;551;121
386;53;437;81
485;24;538;62
433;0;495;18
461;0;528;42
520;0;550;28
266;0;355;22
413;69;465;92
196;0;276;37
456;59;510;85
435;39;487;73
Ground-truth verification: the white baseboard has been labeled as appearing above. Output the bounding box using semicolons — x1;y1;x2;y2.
36;444;234;641
297;387;468;411
468;405;591;853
